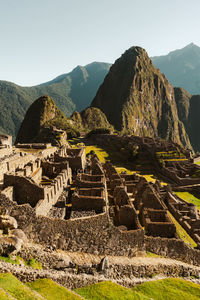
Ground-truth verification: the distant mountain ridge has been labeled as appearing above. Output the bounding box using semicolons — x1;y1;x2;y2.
152;43;200;94
0;62;111;139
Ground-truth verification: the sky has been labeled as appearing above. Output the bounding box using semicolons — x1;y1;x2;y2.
0;0;200;86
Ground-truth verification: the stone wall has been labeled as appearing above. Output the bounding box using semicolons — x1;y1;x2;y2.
0;186;14;201
4;174;44;207
71;194;106;211
145;236;200;266
37;147;57;160
142;209;176;238
16;143;52;149
78;188;104;197
35;169;69;216
0;195;145;257
166;191;200;247
13;159;42;184
0;135;12;148
58;147;86;171
4;168;70;217
0;153;36;181
0;147;13;159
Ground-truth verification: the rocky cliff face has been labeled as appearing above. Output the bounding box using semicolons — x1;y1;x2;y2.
187;95;200;152
15;95;79;145
91;47;191;149
174;88;200;152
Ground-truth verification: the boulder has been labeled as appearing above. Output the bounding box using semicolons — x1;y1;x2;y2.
10;229;28;244
0;236;22;256
99;256;109;272
0;215;18;232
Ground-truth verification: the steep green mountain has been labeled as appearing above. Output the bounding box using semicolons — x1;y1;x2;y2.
152;43;200;94
71;107;113;132
15;95;80;145
0;62;111;139
91;46;191;149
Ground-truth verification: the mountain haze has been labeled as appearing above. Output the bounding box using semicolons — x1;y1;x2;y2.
152;43;200;94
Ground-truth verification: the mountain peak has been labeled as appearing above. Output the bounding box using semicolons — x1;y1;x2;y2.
152;43;200;95
91;46;191;149
183;42;198;49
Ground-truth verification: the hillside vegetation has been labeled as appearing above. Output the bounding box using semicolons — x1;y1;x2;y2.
15;95;80;144
0;62;111;138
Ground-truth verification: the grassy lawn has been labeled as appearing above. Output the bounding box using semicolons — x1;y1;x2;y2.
26;278;81;300
175;192;200;211
0;273;43;300
75;281;150;300
132;278;200;300
167;212;197;247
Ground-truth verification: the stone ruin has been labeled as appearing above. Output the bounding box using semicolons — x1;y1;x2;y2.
166;191;200;246
0;136;200;267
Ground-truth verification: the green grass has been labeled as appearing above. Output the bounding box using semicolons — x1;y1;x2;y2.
195;161;200;165
0;273;43;299
0;288;13;299
175;192;200;211
163;159;187;161
75;281;150;300
26;278;81;300
0;256;42;269
167;212;197;247
25;258;42;269
146;251;161;258
115;167;134;174
85;145;109;163
132;278;200;300
0;256;22;265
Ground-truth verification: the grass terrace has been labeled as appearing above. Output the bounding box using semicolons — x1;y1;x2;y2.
75;281;149;300
167;212;197;247
156;151;186;159
132;278;200;300
75;279;200;300
27;278;81;300
175;192;200;211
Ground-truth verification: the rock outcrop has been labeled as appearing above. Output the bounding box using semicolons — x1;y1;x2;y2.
91;46;191;149
0;214;27;256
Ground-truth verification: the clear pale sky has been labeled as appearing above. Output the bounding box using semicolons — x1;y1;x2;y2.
0;0;200;86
